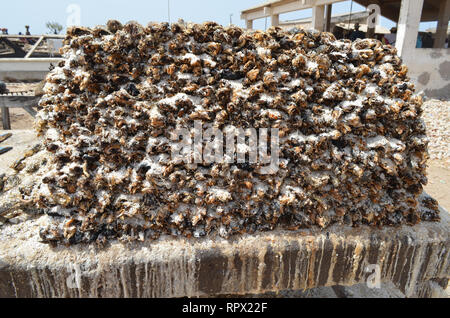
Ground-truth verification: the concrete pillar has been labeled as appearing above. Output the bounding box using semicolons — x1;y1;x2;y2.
366;3;378;39
434;0;450;48
271;14;280;27
396;0;424;57
246;19;253;30
312;5;325;32
325;4;333;32
367;27;376;39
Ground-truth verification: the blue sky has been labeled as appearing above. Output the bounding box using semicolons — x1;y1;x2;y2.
1;0;436;35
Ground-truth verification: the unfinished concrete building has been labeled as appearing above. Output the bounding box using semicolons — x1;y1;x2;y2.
241;0;450;98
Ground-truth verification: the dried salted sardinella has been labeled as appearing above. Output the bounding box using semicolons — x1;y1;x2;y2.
0;21;440;245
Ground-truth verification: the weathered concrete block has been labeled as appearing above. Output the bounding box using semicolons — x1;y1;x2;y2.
0;206;448;298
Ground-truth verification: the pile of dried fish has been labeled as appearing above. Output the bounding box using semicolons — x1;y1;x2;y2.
3;21;440;245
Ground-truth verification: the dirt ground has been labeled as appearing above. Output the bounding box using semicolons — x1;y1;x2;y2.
2;108;36;130
424;163;450;211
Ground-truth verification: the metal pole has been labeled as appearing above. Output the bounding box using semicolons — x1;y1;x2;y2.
325;4;333;32
2;107;11;130
168;0;171;24
347;0;354;38
230;14;233;26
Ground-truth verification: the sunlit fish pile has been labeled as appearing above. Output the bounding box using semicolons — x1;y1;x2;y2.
4;21;441;245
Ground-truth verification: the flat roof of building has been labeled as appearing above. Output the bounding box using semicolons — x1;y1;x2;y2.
241;0;442;22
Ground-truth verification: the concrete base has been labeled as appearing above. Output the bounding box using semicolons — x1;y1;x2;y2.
0;130;40;175
0;71;49;83
0;205;448;298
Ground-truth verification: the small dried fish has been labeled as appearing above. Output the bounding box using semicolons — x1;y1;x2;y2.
0;147;12;155
0;133;12;143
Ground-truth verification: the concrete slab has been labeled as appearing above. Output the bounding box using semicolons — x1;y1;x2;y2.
0;130;39;175
220;286;339;298
332;282;406;298
0;206;448;298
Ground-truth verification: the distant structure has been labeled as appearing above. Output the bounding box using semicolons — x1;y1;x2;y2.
241;0;450;98
279;10;369;30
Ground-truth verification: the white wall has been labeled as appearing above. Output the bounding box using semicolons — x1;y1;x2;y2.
402;48;450;99
0;58;62;81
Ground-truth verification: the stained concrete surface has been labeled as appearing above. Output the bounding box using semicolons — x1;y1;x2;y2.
0;130;39;175
403;48;450;100
220;283;404;298
0;206;448;298
424;165;450;212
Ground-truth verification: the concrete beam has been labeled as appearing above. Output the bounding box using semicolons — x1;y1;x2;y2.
272;0;311;15
366;27;376;39
0;58;62;81
240;0;342;22
271;14;280;27
246;19;254;30
396;0;424;57
312;5;326;31
0;96;41;108
24;36;45;59
434;0;450;48
325;4;333;32
243;10;267;21
0;205;448;298
0;58;63;73
0;35;64;39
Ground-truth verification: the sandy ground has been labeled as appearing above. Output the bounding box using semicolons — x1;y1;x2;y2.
2;107;36;130
1;82;41;130
422;99;450;167
0;130;40;175
424;164;450;212
421;99;450;212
